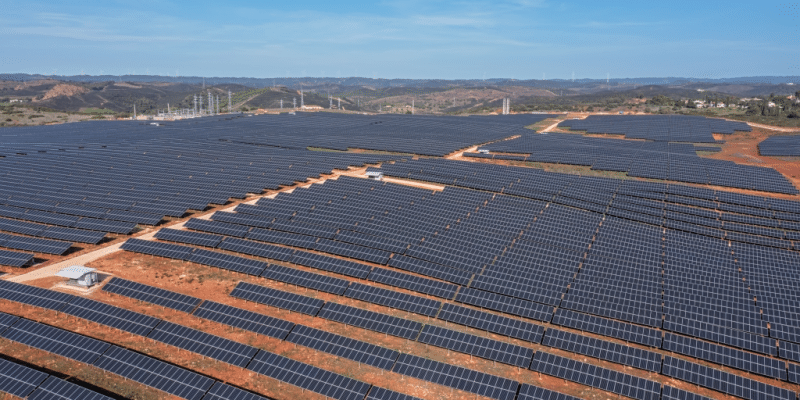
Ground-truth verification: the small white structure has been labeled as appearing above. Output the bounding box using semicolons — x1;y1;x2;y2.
477;149;490;154
366;171;384;180
55;266;98;287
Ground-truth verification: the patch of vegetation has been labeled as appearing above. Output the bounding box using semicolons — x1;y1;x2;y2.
81;108;116;115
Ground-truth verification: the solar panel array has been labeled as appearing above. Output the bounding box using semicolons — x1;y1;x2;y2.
558;114;750;142
759;135;800;156
479;132;795;193
0;358;113;400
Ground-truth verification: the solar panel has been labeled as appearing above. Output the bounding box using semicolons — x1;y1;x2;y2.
662;356;793;400
73;218;137;234
201;382;270;400
530;351;661;400
662;386;713;400
366;387;423;400
0;357;49;398
317;302;422;340
0;311;19;332
59;297;160;336
663;332;786;380
517;384;581;400
551;309;662;347
2;235;72;255
543;328;662;372
28;376;114;400
417;324;534;367
344;282;441;317
188;249;269;276
0;318;111;364
147;320;259;367
192;300;294;340
155;228;223;247
455;287;553;322
40;226;106;244
120;238;195;260
0;249;34;267
437;303;544;343
93;346;215;400
392;353;519;400
246;350;372;400
229;281;324;316
216;236;295;261
291;250;372;279
285;324;400;370
0;280;74;311
260;264;350;295
367;267;457;299
102;277;202;313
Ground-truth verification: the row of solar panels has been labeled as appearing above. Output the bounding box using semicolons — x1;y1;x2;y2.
557;115;750;143
161;178;800;350
147;217;800;359
100;276;797;400
115;237;800;388
0;281;428;400
759;135;800;156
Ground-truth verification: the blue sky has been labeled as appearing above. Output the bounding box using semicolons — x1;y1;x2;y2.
2;0;798;79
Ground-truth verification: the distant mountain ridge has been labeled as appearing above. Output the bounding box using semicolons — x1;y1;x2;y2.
1;73;798;89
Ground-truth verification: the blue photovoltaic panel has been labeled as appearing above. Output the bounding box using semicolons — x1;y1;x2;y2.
155;228;223;247
437;303;544;343
0;280;74;311
102;277;202;313
285;324;400;370
0;311;19;332
59;297;160;337
0;318;111;364
392;353;519;400
0;357;49;398
662;386;713;400
201;382;270;400
217;237;295;261
92;346;215;400
366;387;424;400
192;300;294;340
147;320;259;368
260;264;350;295
120;238;195;260
517;384;582;400
188;249;269;276
246;350;372;400
344;282;441;317
28;376;114;400
0;249;34;267
230;281;324;316
418;324;534;367
317;302;422;340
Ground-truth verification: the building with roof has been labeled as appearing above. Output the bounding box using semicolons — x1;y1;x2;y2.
55;266;99;287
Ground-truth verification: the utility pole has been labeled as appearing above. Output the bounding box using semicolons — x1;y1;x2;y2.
216;95;220;114
193;95;197;116
228;90;231;113
133;104;136;119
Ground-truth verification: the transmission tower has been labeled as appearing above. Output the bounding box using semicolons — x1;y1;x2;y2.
228;90;231;113
300;88;304;108
193;95;197;116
